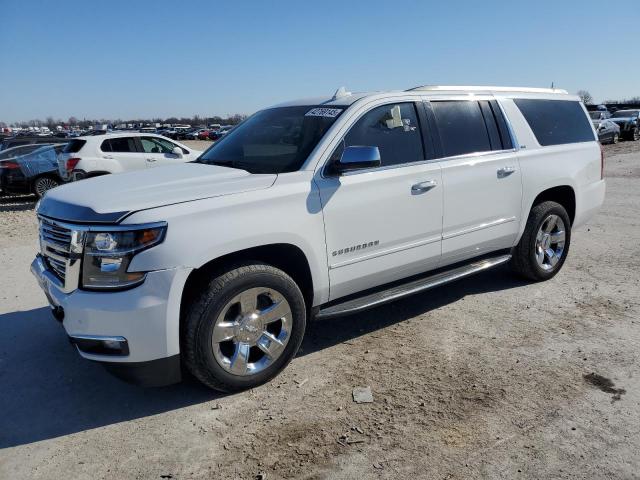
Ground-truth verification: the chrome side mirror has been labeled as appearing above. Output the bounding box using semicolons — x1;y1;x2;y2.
332;146;381;174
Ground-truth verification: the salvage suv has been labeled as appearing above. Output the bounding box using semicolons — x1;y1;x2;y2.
32;86;605;391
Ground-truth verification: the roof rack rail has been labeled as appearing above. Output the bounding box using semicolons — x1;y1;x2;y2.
405;85;568;94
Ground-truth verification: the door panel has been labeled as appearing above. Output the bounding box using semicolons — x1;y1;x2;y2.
317;162;443;300
439;151;522;264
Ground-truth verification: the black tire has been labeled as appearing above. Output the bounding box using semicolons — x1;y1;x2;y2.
33;176;60;199
182;263;306;392
510;201;571;281
633;128;640;141
612;133;619;144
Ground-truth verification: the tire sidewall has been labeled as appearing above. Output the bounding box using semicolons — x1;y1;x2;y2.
192;268;306;391
526;203;571;280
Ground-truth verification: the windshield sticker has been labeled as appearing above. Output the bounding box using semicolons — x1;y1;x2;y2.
305;107;342;118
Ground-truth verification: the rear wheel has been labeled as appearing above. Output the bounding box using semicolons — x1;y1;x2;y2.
33;176;60;198
183;263;306;392
633;128;640;141
510;201;571;281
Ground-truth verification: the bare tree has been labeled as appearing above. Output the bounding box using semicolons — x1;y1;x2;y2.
577;90;593;105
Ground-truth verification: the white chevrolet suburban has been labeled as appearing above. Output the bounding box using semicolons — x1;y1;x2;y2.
31;86;605;391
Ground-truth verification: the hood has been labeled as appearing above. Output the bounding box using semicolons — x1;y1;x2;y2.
38;163;276;223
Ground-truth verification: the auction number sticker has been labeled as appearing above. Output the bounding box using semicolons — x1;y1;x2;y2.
305;108;342;118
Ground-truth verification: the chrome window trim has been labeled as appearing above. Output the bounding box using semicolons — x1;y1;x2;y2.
319;96;521;178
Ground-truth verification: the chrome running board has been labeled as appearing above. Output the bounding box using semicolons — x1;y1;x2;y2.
316;254;512;320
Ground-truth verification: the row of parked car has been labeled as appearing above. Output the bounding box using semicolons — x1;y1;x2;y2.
155;125;234;141
0;133;202;198
589;108;640;144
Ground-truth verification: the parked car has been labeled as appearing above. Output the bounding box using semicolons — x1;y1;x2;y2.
57;133;202;181
208;125;234;141
185;128;206;140
31;86;604;391
0;136;69;151
609;109;640;141
594;119;620;144
197;129;212;140
0;143;52;161
0;144;66;198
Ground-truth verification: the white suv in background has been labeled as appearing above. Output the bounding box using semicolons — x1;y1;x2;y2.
33;86;605;392
57;133;202;181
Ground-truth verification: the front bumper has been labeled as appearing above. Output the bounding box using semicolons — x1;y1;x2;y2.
31;255;192;386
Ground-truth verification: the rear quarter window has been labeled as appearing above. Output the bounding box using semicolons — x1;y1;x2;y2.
514;99;595;146
62;139;86;154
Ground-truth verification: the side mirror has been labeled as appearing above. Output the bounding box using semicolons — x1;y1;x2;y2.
171;146;184;158
332;146;381;174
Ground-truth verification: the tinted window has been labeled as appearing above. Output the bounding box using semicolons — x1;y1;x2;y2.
431;101;491;157
62;139;86;154
337;103;424;167
514;99;595;146
101;137;137;153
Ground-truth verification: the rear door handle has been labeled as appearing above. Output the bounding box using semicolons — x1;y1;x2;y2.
411;180;438;193
497;166;516;178
103;155;114;159
146;157;157;162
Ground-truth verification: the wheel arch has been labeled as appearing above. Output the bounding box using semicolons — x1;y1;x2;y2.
530;185;576;225
179;243;315;330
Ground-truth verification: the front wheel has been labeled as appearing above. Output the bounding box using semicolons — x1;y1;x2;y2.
612;132;619;144
510;201;571;281
183;263;307;392
33;176;60;199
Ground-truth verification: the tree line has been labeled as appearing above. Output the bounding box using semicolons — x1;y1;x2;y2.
0;113;248;129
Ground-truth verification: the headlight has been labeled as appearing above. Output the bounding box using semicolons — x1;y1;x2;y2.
82;223;166;289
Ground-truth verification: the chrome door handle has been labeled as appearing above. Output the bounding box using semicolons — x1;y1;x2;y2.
103;155;114;159
411;180;438;193
497;166;516;178
146;158;156;162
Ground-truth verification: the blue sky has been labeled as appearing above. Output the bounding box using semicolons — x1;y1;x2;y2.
0;0;637;123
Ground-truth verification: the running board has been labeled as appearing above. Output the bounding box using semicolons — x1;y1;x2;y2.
316;254;512;320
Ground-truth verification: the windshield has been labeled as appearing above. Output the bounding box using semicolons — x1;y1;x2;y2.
612;110;639;118
196;106;345;173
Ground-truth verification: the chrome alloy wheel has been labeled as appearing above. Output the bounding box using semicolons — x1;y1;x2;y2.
35;177;59;197
211;287;292;376
535;214;566;271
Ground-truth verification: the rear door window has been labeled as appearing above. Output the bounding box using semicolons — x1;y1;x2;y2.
101;137;138;153
514;99;595;146
431;101;492;157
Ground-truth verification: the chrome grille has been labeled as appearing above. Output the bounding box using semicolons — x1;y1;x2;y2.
39;217;72;282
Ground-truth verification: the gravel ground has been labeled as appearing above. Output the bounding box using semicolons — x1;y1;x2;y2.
0;141;639;479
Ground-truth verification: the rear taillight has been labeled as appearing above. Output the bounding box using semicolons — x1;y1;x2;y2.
0;160;20;169
66;158;81;172
600;144;604;180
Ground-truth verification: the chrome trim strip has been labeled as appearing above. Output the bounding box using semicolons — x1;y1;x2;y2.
329;235;441;270
69;334;127;343
317;254;512;319
442;216;516;241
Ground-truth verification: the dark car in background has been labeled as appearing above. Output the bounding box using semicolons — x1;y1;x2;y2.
610;110;640;141
589;111;620;144
0;144;66;198
0;136;69;151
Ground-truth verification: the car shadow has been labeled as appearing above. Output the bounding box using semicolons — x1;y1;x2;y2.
0;265;526;449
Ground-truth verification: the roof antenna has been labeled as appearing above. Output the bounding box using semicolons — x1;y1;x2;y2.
332;86;351;100
551;81;555;89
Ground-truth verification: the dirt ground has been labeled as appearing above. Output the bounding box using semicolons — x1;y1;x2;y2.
1;140;639;479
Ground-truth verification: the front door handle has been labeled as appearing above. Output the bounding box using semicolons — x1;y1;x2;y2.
146;157;157;162
411;180;438;193
497;166;516;178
